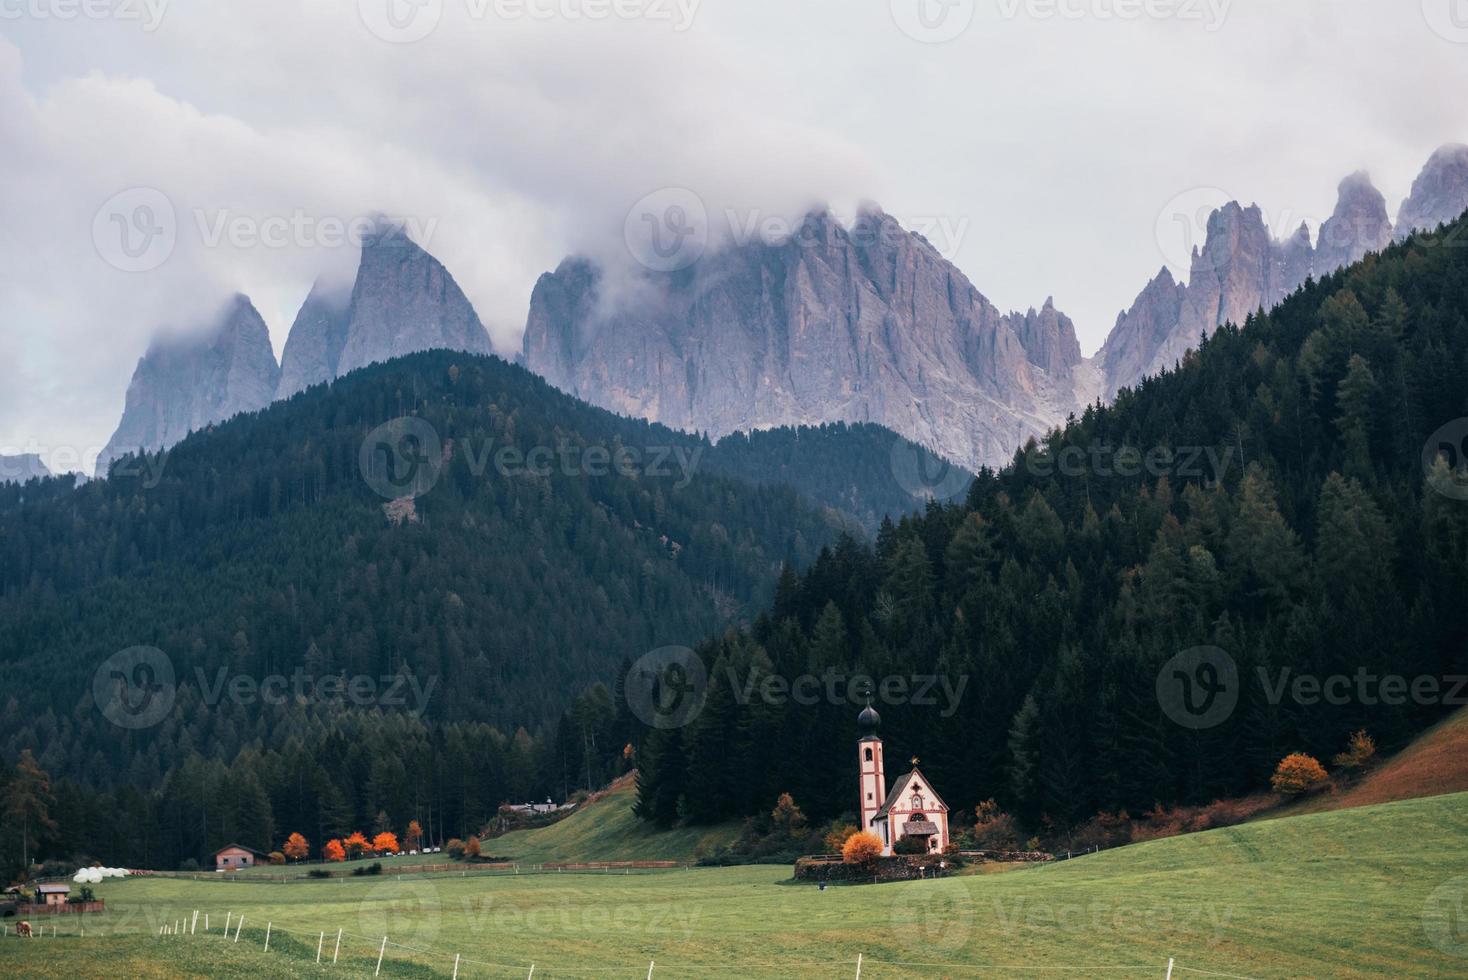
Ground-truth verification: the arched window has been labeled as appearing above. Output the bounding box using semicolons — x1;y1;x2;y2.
865;747;873;762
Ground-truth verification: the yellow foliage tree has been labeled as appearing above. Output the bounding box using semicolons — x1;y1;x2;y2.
405;820;424;851
841;831;884;865
464;836;481;859
1271;753;1328;795
823;824;858;854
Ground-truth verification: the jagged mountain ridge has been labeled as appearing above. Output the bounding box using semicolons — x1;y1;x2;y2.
100;224;496;475
523;208;1099;474
524;144;1468;469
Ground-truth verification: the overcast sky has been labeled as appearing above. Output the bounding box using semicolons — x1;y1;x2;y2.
3;1;1467;472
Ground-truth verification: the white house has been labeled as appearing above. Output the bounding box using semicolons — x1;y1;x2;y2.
856;704;950;856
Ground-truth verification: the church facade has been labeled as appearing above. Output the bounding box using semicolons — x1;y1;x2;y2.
856;704;950;855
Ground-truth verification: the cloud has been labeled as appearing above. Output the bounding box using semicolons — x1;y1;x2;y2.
2;1;1466;470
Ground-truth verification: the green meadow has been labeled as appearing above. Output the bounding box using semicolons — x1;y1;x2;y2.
3;791;1466;978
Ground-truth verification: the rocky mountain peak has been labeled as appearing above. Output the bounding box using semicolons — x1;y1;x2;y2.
98;294;280;476
1315;171;1393;272
0;454;51;485
1397;143;1468;238
276;222;494;398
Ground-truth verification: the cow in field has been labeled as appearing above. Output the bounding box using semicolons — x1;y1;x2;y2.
15;921;33;938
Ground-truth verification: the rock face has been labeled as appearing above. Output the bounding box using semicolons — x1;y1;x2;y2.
1397;143;1468;238
0;454;51;484
276;223;493;398
1098;164;1422;398
1314;171;1393;275
523;208;1091;472
97;295;280;476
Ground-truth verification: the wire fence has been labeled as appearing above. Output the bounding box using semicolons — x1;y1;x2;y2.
4;909;1268;979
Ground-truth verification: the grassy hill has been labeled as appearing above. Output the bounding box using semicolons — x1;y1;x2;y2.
491;774;742;865
4;791;1465;977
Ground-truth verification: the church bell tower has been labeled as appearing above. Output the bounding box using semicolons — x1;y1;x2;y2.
857;702;885;835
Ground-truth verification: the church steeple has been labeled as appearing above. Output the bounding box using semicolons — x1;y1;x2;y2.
857;701;886;839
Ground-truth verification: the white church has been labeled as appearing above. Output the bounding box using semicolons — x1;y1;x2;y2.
856;703;951;855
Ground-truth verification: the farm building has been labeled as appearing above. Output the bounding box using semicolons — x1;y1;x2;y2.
212;843;268;870
36;882;70;906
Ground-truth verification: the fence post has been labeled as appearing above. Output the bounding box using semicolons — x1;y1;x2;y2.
224;911;231;936
453;953;461;979
234;916;244;942
856;952;863;978
264;922;272;952
333;928;342;964
1166;959;1175;980
317;931;324;963
192;910;199;935
375;935;388;976
205;913;209;932
647;960;655;978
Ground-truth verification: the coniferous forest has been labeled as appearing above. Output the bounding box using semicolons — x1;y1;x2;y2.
1;217;1467;874
630;217;1468;833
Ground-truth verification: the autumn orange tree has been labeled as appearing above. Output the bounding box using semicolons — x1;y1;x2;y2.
463;836;481;859
373;831;400;855
405;820;424;851
1332;730;1377;771
823;824;858;854
1271;753;1328;795
842;831;883;865
343;831;371;859
283;833;310;863
323;839;346;863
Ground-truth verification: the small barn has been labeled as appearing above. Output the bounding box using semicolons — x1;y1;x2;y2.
212;844;267;870
36;882;70;907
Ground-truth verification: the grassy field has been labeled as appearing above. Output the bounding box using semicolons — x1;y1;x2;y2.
491;776;742;865
4;790;1466;978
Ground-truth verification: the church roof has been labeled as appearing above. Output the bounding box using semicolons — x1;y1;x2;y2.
871;767;948;821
